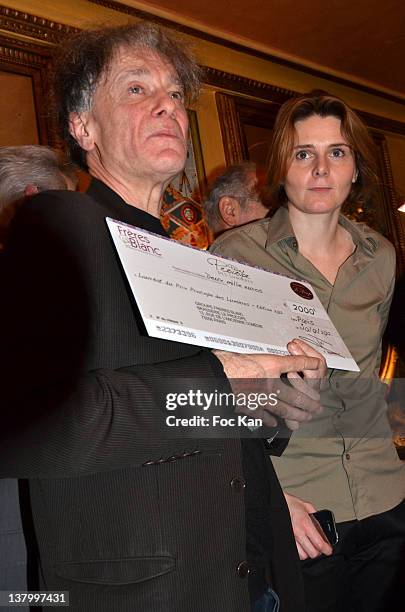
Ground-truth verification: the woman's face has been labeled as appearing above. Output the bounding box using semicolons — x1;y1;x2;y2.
284;114;357;215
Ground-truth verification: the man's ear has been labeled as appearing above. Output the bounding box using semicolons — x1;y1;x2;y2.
24;184;39;198
218;196;241;228
68;112;95;151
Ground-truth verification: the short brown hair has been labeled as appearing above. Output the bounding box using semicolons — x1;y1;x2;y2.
267;91;378;207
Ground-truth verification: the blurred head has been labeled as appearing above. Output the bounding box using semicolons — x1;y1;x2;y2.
203;162;270;237
267;92;378;211
52;22;201;184
0;145;77;244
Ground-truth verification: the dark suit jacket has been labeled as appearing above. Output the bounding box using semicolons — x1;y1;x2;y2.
1;179;304;611
0;480;28;612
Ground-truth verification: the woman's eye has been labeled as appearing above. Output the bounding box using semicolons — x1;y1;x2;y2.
129;85;144;95
296;150;311;160
330;148;345;158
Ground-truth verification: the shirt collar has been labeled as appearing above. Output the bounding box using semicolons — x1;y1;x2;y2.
265;205;379;257
87;177;167;237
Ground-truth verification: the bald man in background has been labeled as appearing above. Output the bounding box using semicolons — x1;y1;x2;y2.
203;162;270;239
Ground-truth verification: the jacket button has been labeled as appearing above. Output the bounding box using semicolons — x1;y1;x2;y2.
230;477;246;493
345;453;351;460
237;561;250;578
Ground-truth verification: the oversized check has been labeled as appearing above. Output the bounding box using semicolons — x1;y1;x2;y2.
107;218;359;371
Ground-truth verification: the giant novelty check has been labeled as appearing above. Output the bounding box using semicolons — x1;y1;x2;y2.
107;218;359;371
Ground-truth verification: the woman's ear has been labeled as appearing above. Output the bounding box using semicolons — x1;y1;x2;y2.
352;169;359;183
68;112;95;151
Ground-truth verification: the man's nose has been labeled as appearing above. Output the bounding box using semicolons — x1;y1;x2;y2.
151;90;177;117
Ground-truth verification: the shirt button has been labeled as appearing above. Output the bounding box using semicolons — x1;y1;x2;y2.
230;477;246;493
345;453;351;460
237;561;250;578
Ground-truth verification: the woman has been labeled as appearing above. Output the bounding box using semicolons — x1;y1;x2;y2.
212;92;405;612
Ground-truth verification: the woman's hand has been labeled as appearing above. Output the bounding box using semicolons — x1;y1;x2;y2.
284;492;333;560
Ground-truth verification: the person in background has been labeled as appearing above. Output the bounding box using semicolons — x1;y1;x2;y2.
1;24;327;612
0;144;76;609
203;162;270;238
0;145;77;248
211;91;405;612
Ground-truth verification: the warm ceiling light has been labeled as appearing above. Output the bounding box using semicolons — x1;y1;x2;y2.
398;203;405;213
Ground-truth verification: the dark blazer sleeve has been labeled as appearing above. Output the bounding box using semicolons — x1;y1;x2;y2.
1;191;228;477
0;356;227;478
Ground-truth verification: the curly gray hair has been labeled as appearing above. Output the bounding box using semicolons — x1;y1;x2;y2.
52;22;202;169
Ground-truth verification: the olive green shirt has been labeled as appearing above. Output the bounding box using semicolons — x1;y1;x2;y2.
211;206;405;522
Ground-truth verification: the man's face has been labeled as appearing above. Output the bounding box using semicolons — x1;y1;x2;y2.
238;174;268;224
238;198;268;226
83;47;189;185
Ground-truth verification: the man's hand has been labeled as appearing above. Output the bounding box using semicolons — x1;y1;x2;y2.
213;344;326;428
284;492;333;560
284;339;327;429
287;338;326;390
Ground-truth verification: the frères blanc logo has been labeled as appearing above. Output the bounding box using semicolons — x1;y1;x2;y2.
117;225;162;256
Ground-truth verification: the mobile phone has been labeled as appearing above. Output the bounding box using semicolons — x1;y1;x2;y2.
310;509;338;546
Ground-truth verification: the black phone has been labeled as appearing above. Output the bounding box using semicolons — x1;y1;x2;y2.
310;509;339;546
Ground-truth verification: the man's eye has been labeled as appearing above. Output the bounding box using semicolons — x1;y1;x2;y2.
128;85;144;95
296;150;311;160
170;90;184;102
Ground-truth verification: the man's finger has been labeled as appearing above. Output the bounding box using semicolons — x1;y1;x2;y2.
287;339;327;380
262;399;313;423
286;372;320;401
285;418;300;431
290;338;324;358
271;379;321;415
273;354;323;375
259;411;278;428
235;405;278;428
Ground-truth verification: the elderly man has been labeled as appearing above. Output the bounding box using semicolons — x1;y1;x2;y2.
204;162;270;238
1;23;326;612
0;145;77;247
